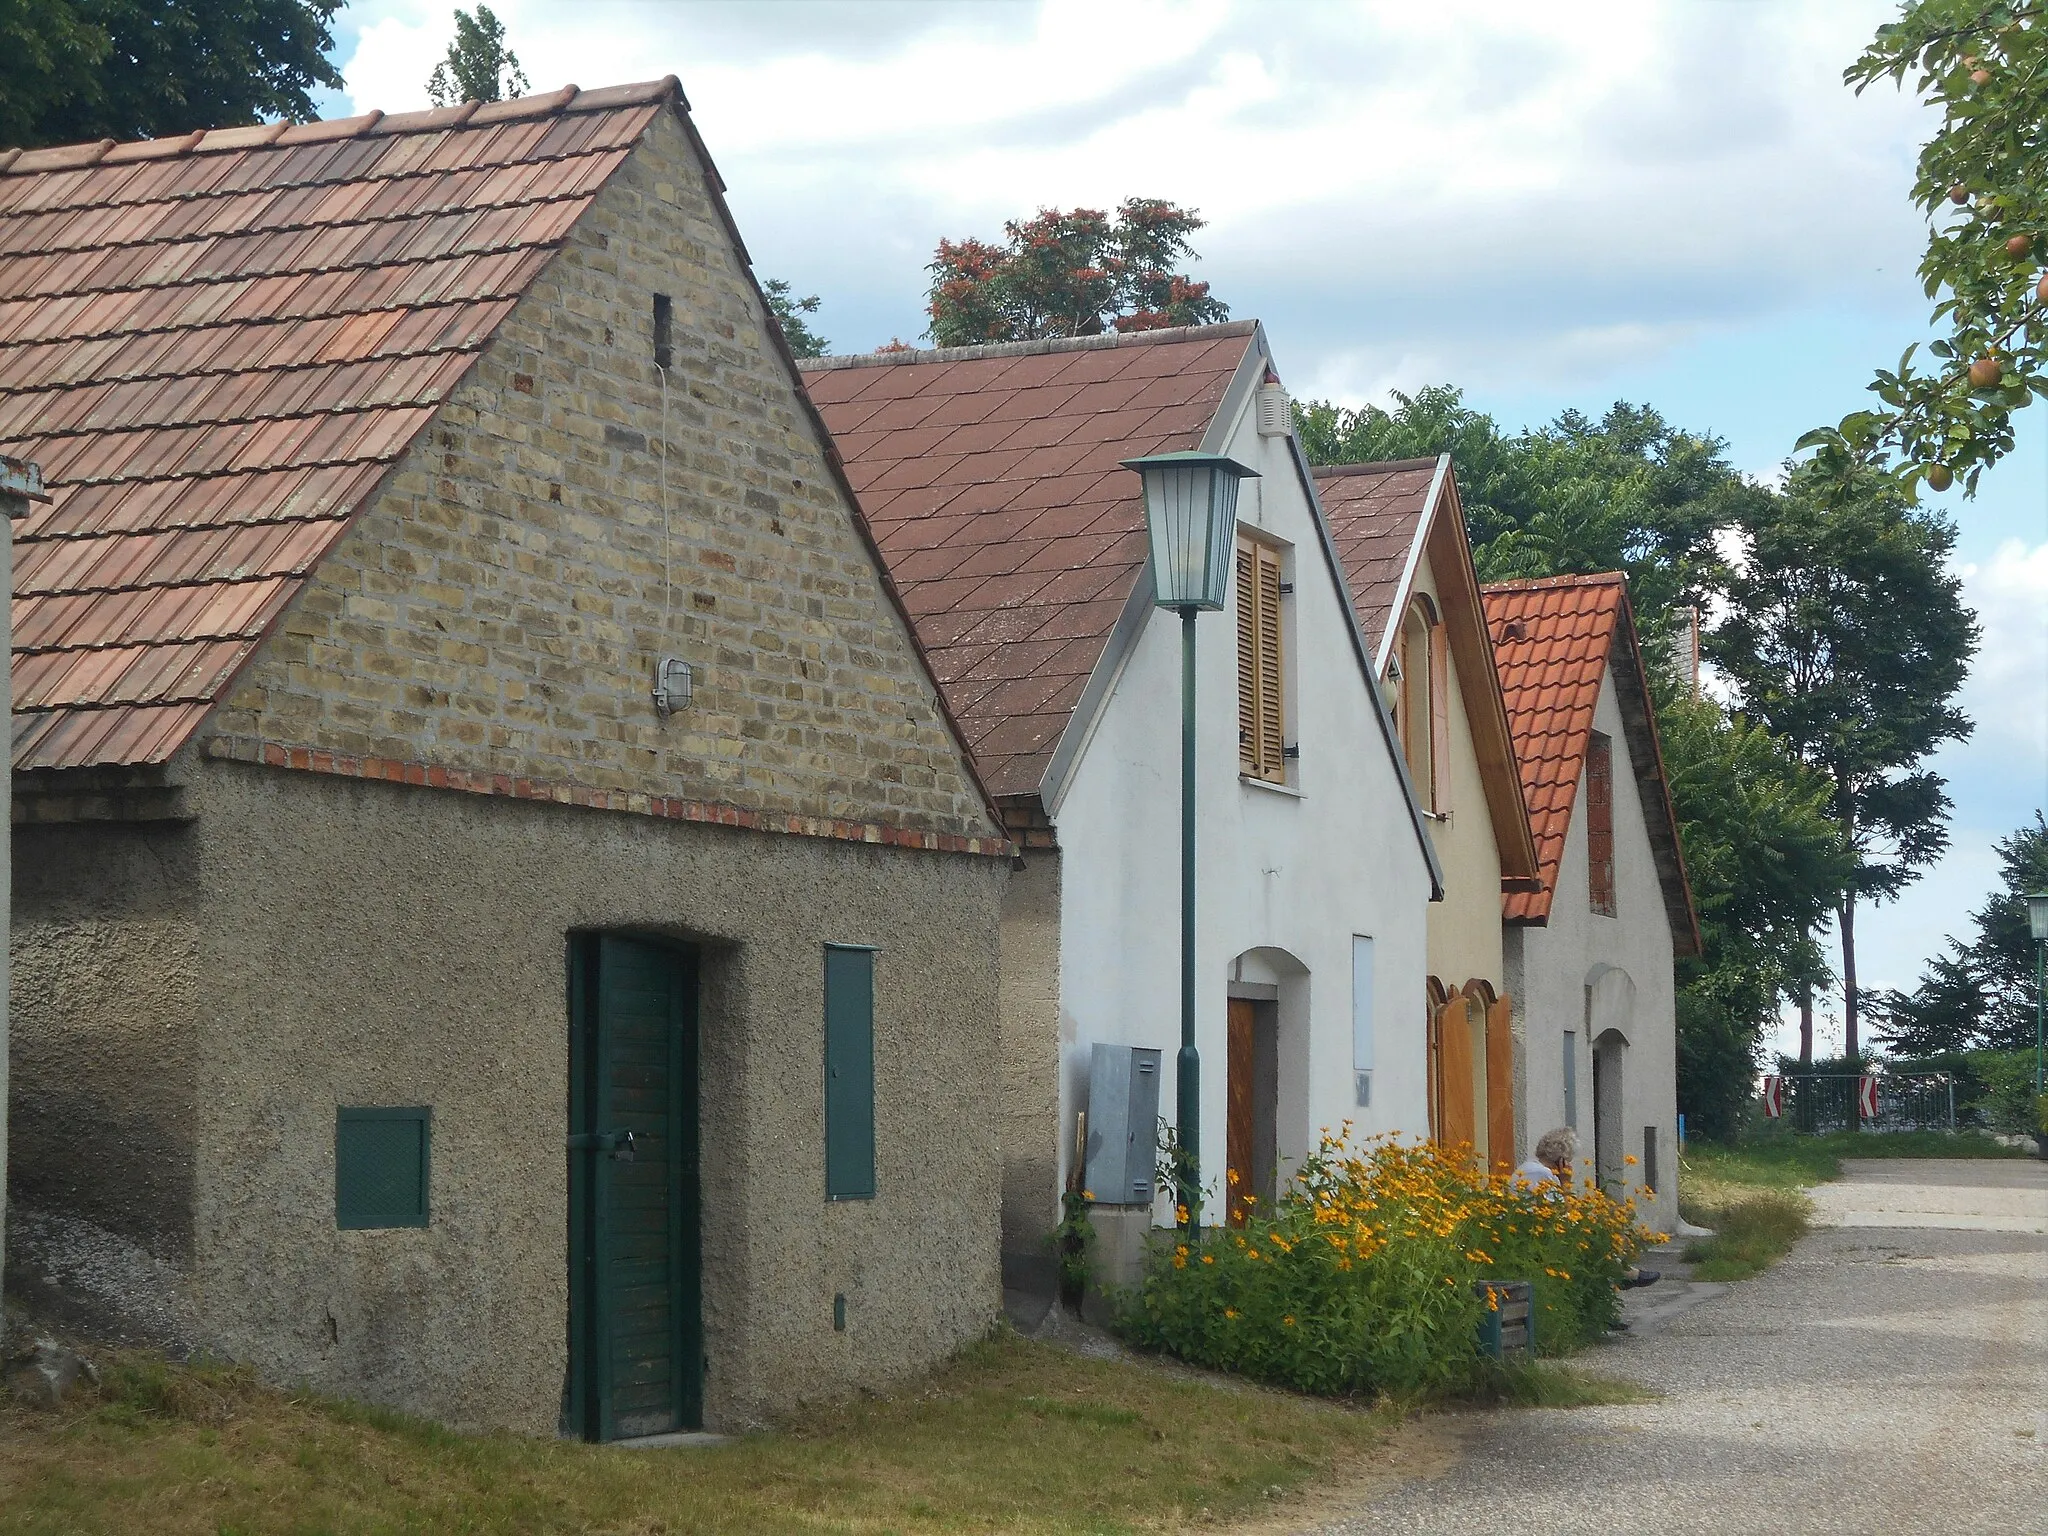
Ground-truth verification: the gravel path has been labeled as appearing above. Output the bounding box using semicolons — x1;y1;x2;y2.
1305;1159;2048;1536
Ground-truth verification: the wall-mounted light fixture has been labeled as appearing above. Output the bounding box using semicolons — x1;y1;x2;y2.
652;656;693;717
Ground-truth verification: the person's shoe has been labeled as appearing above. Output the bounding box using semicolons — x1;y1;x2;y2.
1622;1268;1661;1289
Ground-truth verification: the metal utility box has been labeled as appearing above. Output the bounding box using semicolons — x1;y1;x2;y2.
1083;1044;1161;1206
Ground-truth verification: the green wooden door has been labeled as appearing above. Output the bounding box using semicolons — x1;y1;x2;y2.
568;936;701;1440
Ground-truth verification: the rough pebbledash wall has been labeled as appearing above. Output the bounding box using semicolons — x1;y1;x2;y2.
205;105;994;843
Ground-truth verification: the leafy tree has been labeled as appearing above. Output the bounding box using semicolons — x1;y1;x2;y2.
426;4;529;108
1874;812;2048;1053
1296;387;1764;649
763;278;828;359
925;199;1228;346
0;0;342;150
1660;694;1858;1137
1709;467;1978;1061
1806;1;2048;491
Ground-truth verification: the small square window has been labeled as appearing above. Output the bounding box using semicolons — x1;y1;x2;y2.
336;1107;431;1229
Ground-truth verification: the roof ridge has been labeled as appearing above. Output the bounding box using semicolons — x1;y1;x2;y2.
1311;456;1442;478
0;77;681;175
1479;570;1627;593
795;319;1260;373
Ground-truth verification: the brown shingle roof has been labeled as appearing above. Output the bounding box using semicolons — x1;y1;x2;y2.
4;80;678;772
1317;457;1540;889
800;323;1258;797
1312;457;1440;660
1482;572;1698;951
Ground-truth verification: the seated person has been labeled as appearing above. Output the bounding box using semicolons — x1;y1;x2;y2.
1517;1126;1659;1290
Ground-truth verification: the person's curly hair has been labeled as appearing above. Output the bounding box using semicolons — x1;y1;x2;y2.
1533;1127;1577;1167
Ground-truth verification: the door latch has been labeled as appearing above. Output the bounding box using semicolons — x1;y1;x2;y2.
566;1129;636;1161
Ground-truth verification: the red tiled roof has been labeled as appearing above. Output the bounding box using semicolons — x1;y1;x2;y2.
800;323;1258;797
1313;457;1441;660
3;79;678;772
1482;572;1699;951
1482;574;1622;921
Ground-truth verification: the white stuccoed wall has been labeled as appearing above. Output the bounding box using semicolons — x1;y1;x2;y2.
1048;398;1435;1229
1505;667;1681;1236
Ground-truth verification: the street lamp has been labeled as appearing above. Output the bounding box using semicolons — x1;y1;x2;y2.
1121;450;1260;1229
2026;892;2048;1097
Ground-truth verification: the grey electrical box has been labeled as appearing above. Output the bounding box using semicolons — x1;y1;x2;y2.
1083;1044;1161;1206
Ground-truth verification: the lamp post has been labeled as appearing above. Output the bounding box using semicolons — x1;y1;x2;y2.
2026;892;2048;1097
1121;451;1259;1229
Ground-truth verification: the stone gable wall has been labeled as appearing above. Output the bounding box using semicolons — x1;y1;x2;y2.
207;108;994;842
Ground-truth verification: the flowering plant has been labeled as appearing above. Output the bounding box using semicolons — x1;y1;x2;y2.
1117;1132;1663;1397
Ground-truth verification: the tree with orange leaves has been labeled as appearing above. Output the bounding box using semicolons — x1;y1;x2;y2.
925;199;1229;347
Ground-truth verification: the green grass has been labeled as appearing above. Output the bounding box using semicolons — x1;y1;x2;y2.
1472;1363;1659;1409
0;1332;1403;1536
1680;1191;1813;1282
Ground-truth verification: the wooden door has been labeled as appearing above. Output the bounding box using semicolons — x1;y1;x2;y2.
1435;995;1476;1156
1226;998;1256;1225
1485;994;1516;1171
568;935;701;1441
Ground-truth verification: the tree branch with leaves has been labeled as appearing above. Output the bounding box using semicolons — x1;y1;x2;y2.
1805;1;2048;492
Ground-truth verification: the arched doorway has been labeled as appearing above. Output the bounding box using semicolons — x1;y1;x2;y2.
1584;964;1636;1198
1226;948;1308;1225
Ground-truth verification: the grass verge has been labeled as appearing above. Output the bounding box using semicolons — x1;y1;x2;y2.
0;1331;1401;1536
1679;1191;1812;1282
1470;1363;1658;1410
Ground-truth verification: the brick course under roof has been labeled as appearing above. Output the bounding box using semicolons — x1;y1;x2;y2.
800;323;1257;797
3;80;676;772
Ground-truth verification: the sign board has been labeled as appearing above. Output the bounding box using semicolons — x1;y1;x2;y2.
1858;1074;1879;1120
1761;1074;1783;1118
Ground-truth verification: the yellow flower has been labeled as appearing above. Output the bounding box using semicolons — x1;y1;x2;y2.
1227;1167;1241;1186
1224;1308;1238;1320
1624;1154;1639;1166
1282;1315;1296;1327
1201;1254;1215;1266
1175;1204;1190;1225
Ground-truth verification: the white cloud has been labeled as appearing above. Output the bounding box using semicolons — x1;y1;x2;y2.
336;1;1929;379
1954;538;2048;762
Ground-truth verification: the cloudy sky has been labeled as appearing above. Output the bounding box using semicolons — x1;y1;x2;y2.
325;0;2046;1045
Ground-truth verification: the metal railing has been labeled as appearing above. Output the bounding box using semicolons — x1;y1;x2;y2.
1773;1072;1955;1134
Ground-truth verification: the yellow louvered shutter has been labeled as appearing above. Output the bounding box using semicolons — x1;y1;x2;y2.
1236;536;1286;781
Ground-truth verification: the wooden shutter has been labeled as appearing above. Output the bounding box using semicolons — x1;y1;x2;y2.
1485;994;1516;1171
824;945;876;1199
1586;731;1615;916
1435;995;1476;1155
1236;537;1286;781
1428;621;1450;814
1236;544;1257;775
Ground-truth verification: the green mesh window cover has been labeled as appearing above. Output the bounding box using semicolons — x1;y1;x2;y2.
823;946;876;1200
336;1107;431;1229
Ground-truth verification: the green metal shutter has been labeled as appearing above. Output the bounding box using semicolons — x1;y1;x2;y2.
335;1107;431;1228
824;945;876;1200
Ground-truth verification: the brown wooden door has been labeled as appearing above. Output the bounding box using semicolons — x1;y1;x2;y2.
1227;998;1256;1225
1435;995;1476;1156
1485;994;1516;1171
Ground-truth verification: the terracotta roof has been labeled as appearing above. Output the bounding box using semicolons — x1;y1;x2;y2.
3;79;679;773
1312;457;1441;660
1482;572;1699;952
799;323;1259;797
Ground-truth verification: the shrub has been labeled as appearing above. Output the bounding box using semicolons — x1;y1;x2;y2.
1116;1135;1661;1399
